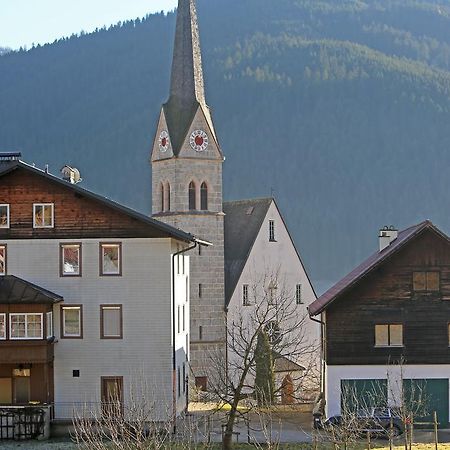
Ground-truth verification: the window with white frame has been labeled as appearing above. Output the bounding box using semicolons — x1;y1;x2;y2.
10;313;43;340
242;284;250;306
46;311;53;338
100;243;122;276
269;220;276;242
0;313;5;339
296;284;303;304
0;245;6;276
0;205;9;228
61;244;81;276
33;203;54;228
62;306;82;338
101;305;122;339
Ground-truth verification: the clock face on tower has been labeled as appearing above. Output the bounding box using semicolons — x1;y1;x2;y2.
159;131;170;152
190;130;209;152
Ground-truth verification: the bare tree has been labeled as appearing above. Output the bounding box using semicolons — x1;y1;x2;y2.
206;271;320;450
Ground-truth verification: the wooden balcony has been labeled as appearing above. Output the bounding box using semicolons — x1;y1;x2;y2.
0;340;54;364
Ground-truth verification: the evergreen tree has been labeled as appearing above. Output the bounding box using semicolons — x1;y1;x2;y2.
254;330;275;406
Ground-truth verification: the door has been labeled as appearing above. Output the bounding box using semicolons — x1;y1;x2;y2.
403;379;449;428
101;377;123;418
13;369;30;405
0;379;12;404
341;379;388;414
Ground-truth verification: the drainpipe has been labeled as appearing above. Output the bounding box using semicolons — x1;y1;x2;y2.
310;314;326;398
171;238;211;433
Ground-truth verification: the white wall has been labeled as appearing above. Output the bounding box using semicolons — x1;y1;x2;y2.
326;364;450;418
227;201;319;396
6;237;189;421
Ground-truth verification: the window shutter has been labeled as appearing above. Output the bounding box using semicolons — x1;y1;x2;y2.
427;272;440;291
413;272;426;291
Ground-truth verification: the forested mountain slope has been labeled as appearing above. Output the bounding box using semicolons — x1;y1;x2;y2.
1;0;450;289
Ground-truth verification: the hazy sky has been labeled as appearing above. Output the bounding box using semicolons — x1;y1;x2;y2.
1;0;178;49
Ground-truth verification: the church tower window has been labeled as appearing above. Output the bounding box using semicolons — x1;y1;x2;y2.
200;182;208;210
166;182;171;212
160;183;165;212
189;182;196;210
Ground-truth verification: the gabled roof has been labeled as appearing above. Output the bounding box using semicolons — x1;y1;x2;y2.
224;198;273;306
0;160;199;244
308;220;449;316
273;353;305;373
0;275;63;304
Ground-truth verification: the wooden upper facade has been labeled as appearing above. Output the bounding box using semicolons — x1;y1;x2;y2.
310;222;450;366
0;161;196;242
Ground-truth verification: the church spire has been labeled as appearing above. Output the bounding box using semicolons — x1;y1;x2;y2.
163;0;216;155
169;0;206;110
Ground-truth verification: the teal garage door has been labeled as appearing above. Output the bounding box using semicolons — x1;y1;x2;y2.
403;379;449;428
341;379;388;414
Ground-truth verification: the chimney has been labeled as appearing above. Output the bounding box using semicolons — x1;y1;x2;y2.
379;226;398;252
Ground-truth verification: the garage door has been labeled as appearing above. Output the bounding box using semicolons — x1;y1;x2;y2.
341;379;388;414
403;379;449;428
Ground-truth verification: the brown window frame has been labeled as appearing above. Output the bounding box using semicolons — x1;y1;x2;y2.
413;271;440;292
60;305;83;339
60;243;82;277
99;243;122;277
0;204;10;229
374;323;403;348
0;244;6;276
101;376;123;417
100;305;123;339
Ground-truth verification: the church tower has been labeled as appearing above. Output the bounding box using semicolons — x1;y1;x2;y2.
151;0;226;382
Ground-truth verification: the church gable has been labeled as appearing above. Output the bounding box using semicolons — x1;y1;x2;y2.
177;106;222;160
151;109;174;162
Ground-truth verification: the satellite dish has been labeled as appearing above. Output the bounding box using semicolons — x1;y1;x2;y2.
61;165;82;184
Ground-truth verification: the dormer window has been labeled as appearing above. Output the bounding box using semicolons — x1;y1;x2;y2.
33;203;54;228
0;205;10;228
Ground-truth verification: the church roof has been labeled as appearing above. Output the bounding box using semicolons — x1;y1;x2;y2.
224;198;273;306
163;0;217;154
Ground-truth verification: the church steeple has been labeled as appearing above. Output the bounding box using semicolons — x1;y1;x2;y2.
163;0;217;155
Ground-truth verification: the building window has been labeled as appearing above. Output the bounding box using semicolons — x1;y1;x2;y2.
178;306;181;334
269;220;275;242
160;182;165;212
177;367;181;398
33;203;54;228
413;272;440;292
100;243;122;276
61;306;83;338
189;181;196;210
198;245;202;256
199;326;203;340
10;313;43;340
0;245;6;276
101;377;123;417
200;182;208;210
101;305;122;339
296;284;303;304
182;363;186;394
375;324;403;347
0;205;9;228
195;376;207;392
46;311;53;338
60;243;81;276
242;284;250;306
199;283;202;298
182;305;186;332
0;313;5;339
166;182;171;212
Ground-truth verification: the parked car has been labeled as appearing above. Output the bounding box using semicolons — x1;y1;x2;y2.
317;407;404;438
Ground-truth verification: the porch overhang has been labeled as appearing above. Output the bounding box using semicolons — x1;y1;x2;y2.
0;340;55;364
0;275;63;305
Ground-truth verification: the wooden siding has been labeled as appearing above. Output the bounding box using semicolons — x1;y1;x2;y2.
326;229;450;365
0;168;171;240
